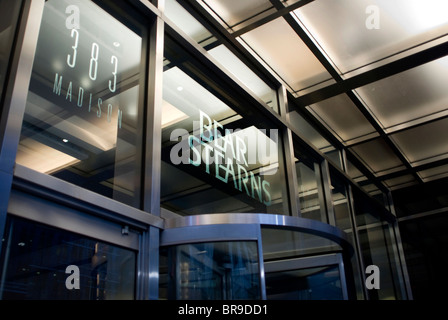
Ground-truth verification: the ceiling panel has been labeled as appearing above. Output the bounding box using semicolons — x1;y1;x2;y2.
239;17;331;92
201;0;302;30
201;0;274;28
306;94;378;144
165;0;215;45
349;138;406;176
418;164;448;182
391;117;448;166
293;0;448;74
356;56;448;132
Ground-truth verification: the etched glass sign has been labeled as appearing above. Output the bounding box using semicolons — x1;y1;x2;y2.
16;0;146;207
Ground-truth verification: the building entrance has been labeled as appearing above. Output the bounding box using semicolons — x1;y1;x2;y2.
159;213;353;300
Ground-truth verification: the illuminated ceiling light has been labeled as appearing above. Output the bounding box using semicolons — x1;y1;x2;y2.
62;138;69;143
113;42;120;47
177;86;184;91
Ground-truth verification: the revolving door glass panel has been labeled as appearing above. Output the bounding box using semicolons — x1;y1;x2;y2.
266;264;343;300
161;241;261;300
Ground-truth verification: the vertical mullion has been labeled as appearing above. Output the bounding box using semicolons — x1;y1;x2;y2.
138;1;165;298
143;16;164;216
387;192;413;300
278;85;300;217
319;159;335;225
347;183;370;300
0;0;44;257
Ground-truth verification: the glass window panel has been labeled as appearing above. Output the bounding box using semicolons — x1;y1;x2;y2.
0;217;136;300
0;0;23;101
353;189;404;300
307;94;377;144
239;18;331;93
208;45;278;112
294;0;448;74
356;57;448;131
162;241;260;300
293;147;325;223
165;0;217;47
162;44;288;215
391;117;448;166
296;161;322;221
15;0;146;207
349;138;406;176
329;170;365;299
262;227;339;262
288;110;333;152
265;265;343;300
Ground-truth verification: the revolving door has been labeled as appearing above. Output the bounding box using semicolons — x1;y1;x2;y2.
159;213;354;300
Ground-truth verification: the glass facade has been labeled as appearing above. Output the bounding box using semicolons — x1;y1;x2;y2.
2;0;435;302
15;0;147;207
0;216;136;300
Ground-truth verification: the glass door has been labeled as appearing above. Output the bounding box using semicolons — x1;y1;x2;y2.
264;253;348;300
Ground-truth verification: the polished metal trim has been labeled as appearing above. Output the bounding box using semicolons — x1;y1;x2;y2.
164;213;353;255
161;224;260;246
14;164;164;229
8;189;139;250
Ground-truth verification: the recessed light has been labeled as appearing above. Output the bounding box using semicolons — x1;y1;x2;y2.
177;86;183;91
113;42;120;47
62;139;69;143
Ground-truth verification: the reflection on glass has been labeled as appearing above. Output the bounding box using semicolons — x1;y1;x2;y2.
353;189;402;300
163;241;260;300
208;45;278;112
266;265;343;300
0;217;136;300
294;156;324;222
161;46;288;215
262;228;339;261
15;0;145;207
329;170;365;299
0;0;23;101
287;109;333;153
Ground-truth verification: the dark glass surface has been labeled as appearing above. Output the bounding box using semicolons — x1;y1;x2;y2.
15;0;147;207
266;265;343;300
0;217;136;300
0;0;23;101
161;241;260;300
